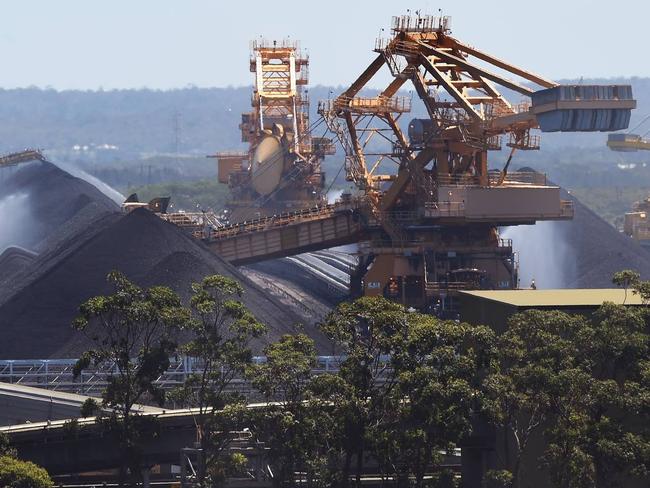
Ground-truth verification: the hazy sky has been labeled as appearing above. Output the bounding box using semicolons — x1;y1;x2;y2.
1;0;645;90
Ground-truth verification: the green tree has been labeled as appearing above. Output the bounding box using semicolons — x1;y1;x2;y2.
612;269;641;303
318;297;410;486
249;333;319;487
384;315;494;487
568;302;650;486
485;297;650;488
170;274;266;487
0;432;17;458
315;297;494;487
0;456;53;488
72;270;190;486
80;397;100;418
536;301;650;487
483;310;590;488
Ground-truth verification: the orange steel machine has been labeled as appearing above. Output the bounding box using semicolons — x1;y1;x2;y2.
624;198;650;248
608;114;650;151
310;14;635;312
215;40;334;223
174;16;635;313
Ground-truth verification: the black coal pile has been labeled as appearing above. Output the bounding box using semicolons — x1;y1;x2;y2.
0;246;36;280
0;161;119;252
507;168;650;288
0;209;330;359
561;191;650;287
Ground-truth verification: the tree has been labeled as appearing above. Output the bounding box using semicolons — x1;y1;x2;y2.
170;274;266;487
0;432;17;458
484;295;650;488
0;432;53;488
482;310;590;488
249;333;319;487
318;296;410;486
612;269;641;303
567;302;650;486
0;456;53;488
72;270;190;486
315;296;494;487
80;397;101;418
385;315;495;487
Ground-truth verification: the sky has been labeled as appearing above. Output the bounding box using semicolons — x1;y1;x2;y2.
0;0;646;90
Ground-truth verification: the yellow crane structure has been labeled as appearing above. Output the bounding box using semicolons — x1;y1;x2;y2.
314;14;633;309
607;114;650;151
214;40;334;222
170;15;636;312
624;197;650;248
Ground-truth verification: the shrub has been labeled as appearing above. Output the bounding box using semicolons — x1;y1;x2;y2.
0;455;53;488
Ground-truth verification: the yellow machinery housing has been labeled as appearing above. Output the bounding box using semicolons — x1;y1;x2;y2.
624;198;650;248
608;114;650;151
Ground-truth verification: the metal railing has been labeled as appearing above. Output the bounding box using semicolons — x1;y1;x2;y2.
391;15;451;33
632;228;650;241
0;149;46;168
364;237;512;251
488;171;547;186
507;132;541;151
205;203;347;240
561;200;574;218
215;150;248;159
160;212;225;231
434;172;548;187
425;281;477;292
250;38;302;52
423;201;465;217
333;95;412;114
0;356;347;395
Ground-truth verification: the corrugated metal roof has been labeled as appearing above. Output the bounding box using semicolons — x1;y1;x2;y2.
459;289;645;307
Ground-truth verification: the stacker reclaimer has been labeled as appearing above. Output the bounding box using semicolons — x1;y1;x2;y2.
168;15;636;313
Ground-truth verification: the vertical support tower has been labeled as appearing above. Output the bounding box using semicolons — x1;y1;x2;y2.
216;40;334;222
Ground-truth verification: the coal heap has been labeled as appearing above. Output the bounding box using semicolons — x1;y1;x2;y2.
562;191;650;287
0;209;331;359
0;161;119;251
508;168;650;288
0;246;36;280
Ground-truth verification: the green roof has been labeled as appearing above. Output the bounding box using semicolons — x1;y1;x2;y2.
459;289;644;307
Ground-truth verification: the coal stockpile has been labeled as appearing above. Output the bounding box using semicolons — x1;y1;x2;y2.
0;160;119;252
561;191;650;287
0;246;36;280
0;208;330;359
507;169;650;288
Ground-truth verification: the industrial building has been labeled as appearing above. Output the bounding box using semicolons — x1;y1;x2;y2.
459;288;644;332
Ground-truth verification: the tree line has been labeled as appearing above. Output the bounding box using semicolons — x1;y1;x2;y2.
41;270;650;487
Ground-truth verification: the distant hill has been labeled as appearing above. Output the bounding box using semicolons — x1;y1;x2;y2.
1;78;649;157
2;79;650;208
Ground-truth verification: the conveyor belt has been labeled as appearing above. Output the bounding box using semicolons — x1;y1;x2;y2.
204;205;364;265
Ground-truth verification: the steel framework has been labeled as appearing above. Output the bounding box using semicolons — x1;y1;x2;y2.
214;40;335;222
308;14;634;310
0;357;345;396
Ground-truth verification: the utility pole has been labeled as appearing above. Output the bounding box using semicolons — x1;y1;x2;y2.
173;110;182;166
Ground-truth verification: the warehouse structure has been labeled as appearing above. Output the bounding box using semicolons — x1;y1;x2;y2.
459;288;644;332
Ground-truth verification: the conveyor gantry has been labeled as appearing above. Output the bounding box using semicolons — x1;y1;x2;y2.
0;149;46;168
199;203;365;265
